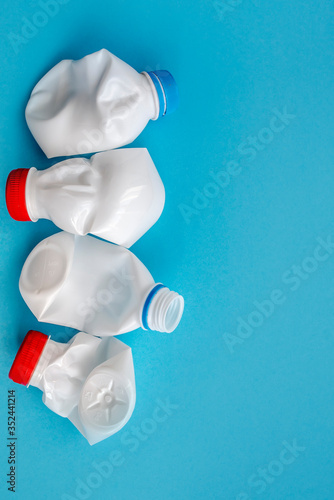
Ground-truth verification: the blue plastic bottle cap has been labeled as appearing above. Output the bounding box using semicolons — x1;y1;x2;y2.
147;70;179;118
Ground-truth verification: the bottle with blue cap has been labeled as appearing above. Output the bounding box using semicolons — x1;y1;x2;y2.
25;49;179;158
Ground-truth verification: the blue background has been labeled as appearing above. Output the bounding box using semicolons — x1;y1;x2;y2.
1;0;334;499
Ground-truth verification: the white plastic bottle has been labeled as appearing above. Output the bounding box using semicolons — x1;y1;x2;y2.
9;330;136;445
19;232;184;336
25;49;179;158
5;148;165;248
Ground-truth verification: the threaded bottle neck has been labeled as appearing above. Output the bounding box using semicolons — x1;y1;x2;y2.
141;284;184;333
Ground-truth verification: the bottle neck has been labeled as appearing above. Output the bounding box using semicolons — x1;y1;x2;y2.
29;338;66;390
141;284;184;333
25;167;43;222
141;72;161;121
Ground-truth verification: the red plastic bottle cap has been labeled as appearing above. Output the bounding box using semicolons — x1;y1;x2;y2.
9;330;49;386
5;168;31;221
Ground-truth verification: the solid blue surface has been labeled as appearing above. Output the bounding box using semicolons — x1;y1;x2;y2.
1;1;334;499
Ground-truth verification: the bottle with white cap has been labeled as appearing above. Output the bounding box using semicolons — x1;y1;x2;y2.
19;231;184;337
25;49;179;158
5;148;165;248
9;330;136;445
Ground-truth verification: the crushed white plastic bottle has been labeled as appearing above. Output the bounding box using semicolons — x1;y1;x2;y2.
25;49;179;157
9;330;136;445
5;148;165;248
19;231;184;336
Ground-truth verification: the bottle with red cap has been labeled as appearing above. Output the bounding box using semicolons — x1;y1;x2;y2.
5;148;165;248
9;330;136;445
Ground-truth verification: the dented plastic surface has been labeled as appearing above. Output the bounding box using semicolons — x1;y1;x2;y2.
19;232;184;336
29;332;136;445
25;49;161;157
24;148;165;247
